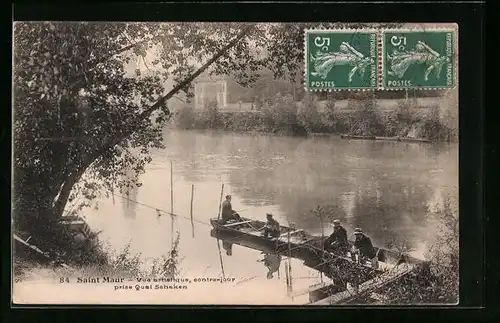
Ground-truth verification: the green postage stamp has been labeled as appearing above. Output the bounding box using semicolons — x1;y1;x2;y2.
305;29;379;91
383;29;456;89
304;26;457;91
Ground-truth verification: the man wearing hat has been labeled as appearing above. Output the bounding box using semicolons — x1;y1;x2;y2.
221;195;242;223
352;228;378;268
324;220;348;256
262;213;280;238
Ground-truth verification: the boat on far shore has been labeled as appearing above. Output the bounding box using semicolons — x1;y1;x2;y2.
340;134;430;143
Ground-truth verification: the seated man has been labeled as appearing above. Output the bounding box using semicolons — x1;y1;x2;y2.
262;213;280;238
221;195;242;223
324;219;348;256
352;228;378;268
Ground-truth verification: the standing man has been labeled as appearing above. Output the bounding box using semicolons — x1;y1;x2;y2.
352;228;378;269
324;219;349;256
221;195;241;223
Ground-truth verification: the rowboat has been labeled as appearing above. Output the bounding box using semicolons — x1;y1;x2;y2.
210;216;423;286
340;134;430;143
340;134;377;140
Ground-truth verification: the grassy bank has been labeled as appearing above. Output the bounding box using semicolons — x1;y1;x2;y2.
14;228;181;283
174;93;457;143
375;193;459;304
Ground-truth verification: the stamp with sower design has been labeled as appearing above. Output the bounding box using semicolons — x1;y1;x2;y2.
305;29;379;91
383;29;456;89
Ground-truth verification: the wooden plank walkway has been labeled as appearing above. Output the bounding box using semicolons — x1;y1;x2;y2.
308;264;413;305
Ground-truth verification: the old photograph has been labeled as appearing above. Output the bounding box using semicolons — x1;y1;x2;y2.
12;22;458;305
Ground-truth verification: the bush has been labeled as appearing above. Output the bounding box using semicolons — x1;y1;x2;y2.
106;232;181;279
322;98;349;134
440;108;459;142
174;105;197;130
297;93;323;134
384;100;418;137
200;100;223;129
261;92;300;135
346;95;385;136
221;112;267;132
419;105;454;142
423;193;459;302
370;193;459;304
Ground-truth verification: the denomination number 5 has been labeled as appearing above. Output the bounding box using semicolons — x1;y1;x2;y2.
390;36;407;51
314;37;330;51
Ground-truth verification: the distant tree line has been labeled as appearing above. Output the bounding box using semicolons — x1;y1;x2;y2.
175;91;457;143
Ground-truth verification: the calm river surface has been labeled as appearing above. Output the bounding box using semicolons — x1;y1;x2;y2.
80;129;457;304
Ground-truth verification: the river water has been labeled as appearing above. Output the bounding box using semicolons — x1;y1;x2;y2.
68;129;457;304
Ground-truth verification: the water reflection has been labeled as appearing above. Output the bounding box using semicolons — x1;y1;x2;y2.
258;253;282;279
222;240;232;256
121;171;139;219
121;189;138;218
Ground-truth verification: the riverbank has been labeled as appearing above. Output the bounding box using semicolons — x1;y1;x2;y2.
13;229;181;283
174;95;457;143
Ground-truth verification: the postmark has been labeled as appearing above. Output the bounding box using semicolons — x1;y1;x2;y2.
305;29;379;91
382;29;456;89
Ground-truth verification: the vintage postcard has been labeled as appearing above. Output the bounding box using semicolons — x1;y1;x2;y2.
12;22;458;305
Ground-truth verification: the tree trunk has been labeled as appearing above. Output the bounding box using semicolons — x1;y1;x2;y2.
13;165;73;233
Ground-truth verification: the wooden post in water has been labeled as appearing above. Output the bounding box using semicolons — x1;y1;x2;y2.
287;228;293;296
285;263;290;293
217;184;224;219
216;184;226;278
320;216;324;283
190;184;195;238
216;240;226;279
170;161;174;248
111;180;115;206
